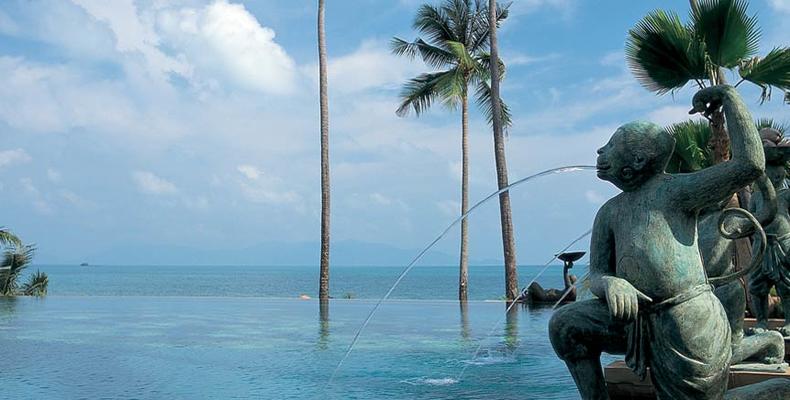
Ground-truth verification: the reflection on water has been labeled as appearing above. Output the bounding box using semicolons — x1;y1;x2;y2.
318;299;330;350
504;302;519;351
459;301;470;341
0;297;604;399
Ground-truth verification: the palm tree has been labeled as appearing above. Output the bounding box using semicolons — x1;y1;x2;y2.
487;0;518;301
626;0;790;163
665;118;788;174
318;0;331;301
0;243;47;297
392;0;511;301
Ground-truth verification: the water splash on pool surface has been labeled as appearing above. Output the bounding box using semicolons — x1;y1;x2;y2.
402;377;459;386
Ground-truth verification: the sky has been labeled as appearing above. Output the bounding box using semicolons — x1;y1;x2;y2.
0;0;788;266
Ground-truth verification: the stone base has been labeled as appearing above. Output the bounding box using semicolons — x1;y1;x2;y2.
604;360;790;400
744;317;785;330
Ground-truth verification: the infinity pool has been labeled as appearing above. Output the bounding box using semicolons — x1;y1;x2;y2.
0;297;607;399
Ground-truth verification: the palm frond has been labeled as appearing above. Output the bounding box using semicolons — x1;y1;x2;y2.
626;10;708;94
756;118;789;135
390;37;455;68
468;1;510;53
475;80;512;129
739;47;790;103
21;270;48;297
446;41;476;72
414;3;457;44
665;119;714;173
0;228;22;248
445;0;474;45
692;0;760;68
396;69;462;117
0;244;35;296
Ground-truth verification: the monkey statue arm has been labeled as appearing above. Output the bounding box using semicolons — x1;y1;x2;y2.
672;86;765;212
588;202;651;320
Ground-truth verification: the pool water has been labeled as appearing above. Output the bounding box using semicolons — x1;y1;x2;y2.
0;296;610;399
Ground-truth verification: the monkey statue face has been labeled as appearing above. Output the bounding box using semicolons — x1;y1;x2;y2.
596;121;674;192
766;164;788;189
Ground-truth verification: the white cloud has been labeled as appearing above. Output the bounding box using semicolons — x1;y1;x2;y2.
237;164;262;180
20;177;53;214
158;0;296;94
47;168;62;183
235;167;301;205
132;171;178;195
646;105;702;127
309;40;423;94
769;0;790;13
508;52;560;67
70;0;191;80
584;190;605;205
0;149;32;168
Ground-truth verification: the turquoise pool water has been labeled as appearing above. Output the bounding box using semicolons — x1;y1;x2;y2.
0;296;609;399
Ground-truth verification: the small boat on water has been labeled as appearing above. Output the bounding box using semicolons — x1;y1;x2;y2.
79;262;89;267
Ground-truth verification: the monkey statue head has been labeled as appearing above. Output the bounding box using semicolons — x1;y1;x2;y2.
596;121;675;192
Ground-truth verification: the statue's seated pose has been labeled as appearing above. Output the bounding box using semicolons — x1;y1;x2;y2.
549;86;765;400
749;130;790;336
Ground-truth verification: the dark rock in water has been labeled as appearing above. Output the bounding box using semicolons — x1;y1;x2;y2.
725;378;790;399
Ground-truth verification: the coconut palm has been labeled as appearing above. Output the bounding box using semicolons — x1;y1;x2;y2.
0;244;47;297
392;0;511;301
318;0;331;301
487;0;518;301
0;228;21;248
626;0;790;162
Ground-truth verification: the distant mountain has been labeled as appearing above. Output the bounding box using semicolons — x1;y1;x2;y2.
58;240;502;266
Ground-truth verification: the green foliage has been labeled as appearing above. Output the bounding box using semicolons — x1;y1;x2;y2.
627;0;790;103
391;0;512;127
665;120;715;173
739;47;790;103
0;244;46;297
626;10;707;94
0;244;35;296
691;0;760;68
664;118;790;174
22;270;48;296
0;228;22;248
756;118;789;134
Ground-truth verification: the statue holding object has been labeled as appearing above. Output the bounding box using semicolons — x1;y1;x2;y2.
549;85;765;399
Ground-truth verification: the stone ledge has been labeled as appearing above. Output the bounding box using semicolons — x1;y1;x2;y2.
604;360;790;400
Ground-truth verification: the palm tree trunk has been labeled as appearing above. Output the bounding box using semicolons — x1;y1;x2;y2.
459;92;470;302
318;0;331;301
489;0;519;301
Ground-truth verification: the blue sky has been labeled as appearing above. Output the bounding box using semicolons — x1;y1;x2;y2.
0;0;788;265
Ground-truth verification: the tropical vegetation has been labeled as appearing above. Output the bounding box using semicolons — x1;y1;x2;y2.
665;118;788;174
486;0;519;301
626;0;790;163
391;0;512;300
0;229;47;297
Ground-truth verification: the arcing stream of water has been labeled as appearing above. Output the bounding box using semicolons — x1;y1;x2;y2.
329;165;597;384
